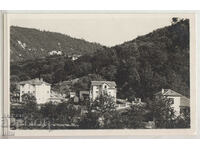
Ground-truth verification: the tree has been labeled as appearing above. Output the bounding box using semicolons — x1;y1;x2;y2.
171;17;179;24
121;104;146;129
79;94;117;129
40;101;80;127
21;93;37;104
91;94;116;116
78;110;100;129
53;68;65;83
53;81;71;97
74;62;92;77
40;101;57;126
174;108;190;128
100;65;117;81
56;101;78;124
19;74;30;81
40;74;53;84
151;97;176;128
10;75;20;93
64;58;74;76
21;93;37;127
102;111;124;129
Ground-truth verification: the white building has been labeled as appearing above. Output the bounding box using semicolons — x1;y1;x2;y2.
19;78;51;104
154;89;190;116
90;81;117;101
49;50;62;56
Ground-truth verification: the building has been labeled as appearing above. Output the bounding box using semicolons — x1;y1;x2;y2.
116;99;131;110
73;96;79;103
19;78;51;104
154;89;190;116
69;92;76;98
49;91;67;104
90;81;117;101
79;91;90;101
132;98;146;106
49;50;62;56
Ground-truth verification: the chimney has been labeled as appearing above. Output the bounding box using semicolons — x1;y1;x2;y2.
161;88;164;94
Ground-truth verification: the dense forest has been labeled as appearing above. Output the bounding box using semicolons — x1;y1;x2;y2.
10;26;105;62
10;18;190;101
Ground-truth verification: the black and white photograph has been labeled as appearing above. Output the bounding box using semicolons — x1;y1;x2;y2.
3;13;196;136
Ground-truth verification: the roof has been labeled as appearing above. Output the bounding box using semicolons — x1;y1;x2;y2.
19;78;51;86
91;81;116;88
154;89;183;97
69;92;76;94
180;96;190;107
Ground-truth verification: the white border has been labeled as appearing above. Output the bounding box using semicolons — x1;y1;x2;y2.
1;11;198;138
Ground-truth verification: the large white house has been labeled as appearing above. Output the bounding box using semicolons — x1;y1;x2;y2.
19;78;51;104
154;89;190;116
90;81;117;101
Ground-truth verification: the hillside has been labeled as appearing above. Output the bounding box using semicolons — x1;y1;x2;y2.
112;19;189;98
10;26;105;62
10;19;190;100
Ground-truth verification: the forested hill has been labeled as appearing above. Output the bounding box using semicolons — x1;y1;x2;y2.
111;19;189;98
10;19;190;99
10;26;105;62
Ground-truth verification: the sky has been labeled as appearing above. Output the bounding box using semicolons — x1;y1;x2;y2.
9;14;188;47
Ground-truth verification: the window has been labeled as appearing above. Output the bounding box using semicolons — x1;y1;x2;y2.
22;91;24;94
33;91;35;94
169;98;174;104
47;90;49;93
104;85;107;88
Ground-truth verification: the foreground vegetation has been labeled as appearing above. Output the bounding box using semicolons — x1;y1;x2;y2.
10;93;190;129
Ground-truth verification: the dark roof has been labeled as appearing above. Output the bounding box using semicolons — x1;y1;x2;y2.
91;81;116;88
19;78;51;86
154;89;183;97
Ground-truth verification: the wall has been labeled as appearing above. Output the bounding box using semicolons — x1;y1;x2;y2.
35;84;51;104
180;96;190;107
91;85;100;100
108;88;117;102
20;83;50;104
168;96;181;116
19;84;36;102
90;84;117;101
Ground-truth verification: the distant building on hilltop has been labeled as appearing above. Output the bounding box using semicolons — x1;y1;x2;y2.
49;50;62;56
90;81;117;101
19;78;51;104
154;88;190;116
